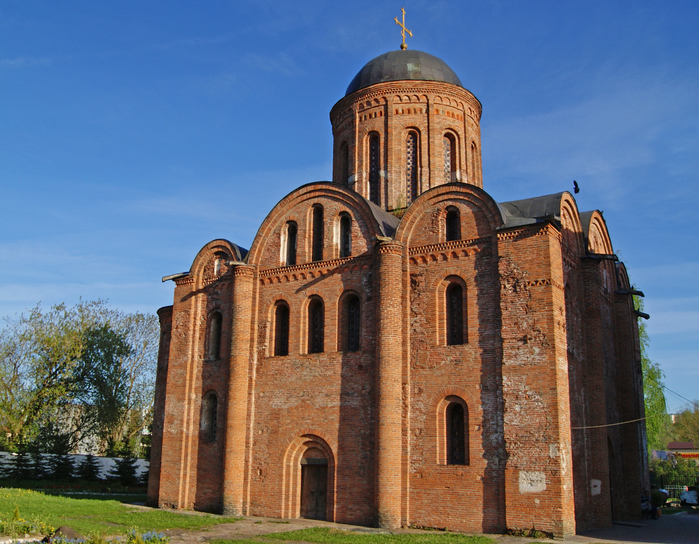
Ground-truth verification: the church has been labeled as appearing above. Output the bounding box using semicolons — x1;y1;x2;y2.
147;35;648;537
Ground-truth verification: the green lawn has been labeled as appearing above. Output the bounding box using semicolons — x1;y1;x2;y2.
211;528;495;544
0;488;240;537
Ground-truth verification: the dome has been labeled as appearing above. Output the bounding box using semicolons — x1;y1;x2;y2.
345;50;463;96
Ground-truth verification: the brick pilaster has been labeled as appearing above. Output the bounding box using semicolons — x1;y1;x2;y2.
147;305;172;507
222;265;255;515
375;240;403;528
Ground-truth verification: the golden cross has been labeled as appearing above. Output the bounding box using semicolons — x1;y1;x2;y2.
394;7;413;50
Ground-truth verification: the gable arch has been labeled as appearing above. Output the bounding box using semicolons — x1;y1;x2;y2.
246;183;388;267
559;193;585;256
583;210;614;255
616;262;632;291
395;183;503;246
189;239;246;287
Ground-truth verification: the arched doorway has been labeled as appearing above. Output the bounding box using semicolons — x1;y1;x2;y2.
300;447;328;520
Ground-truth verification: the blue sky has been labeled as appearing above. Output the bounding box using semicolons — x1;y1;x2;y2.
1;1;697;411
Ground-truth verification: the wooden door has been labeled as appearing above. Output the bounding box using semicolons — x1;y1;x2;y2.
300;464;327;520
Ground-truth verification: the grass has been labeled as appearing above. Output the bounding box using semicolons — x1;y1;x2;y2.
0;488;240;537
211;527;495;544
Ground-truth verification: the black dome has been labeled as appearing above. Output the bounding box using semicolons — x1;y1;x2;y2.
345;50;463;96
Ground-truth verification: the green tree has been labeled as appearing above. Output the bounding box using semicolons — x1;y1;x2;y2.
650;456;699;487
75;324;133;453
674;401;699;447
75;312;159;456
636;296;670;452
0;303;93;451
0;301;159;455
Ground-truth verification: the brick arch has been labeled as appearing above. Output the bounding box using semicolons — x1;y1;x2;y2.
189;239;241;286
585;210;614;255
246;183;386;267
395;183;502;246
616;262;631;290
559;192;585;256
429;385;482;466
280;431;337;520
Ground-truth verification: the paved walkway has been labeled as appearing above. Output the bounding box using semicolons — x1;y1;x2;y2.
163;512;699;544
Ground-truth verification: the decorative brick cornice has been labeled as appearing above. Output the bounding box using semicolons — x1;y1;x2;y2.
231;265;254;279
408;236;490;257
497;222;559;242
174;276;194;286
376;241;403;256
499;277;564;291
259;255;372;285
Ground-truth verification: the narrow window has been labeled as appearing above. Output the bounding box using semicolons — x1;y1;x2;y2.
339;142;349;186
202;392;218;442
444;134;456;183
208;311;222;360
406;131;418;203
344;294;360;352
446;206;460;241
446;283;464;345
339;214;351;258
470;142;477;183
274;303;290;356
369;133;380;205
286;221;297;266
446;400;468;465
308;297;324;353
312;206;324;262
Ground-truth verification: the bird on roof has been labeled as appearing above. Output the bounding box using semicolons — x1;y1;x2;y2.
573;180;580;194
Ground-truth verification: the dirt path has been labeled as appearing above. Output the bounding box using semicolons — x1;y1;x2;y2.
161;512;699;544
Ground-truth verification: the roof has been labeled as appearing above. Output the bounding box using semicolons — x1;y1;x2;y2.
345;50;463;96
497;192;566;228
365;198;401;237
668;442;696;450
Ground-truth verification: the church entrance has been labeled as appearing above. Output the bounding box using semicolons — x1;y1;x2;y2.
300;449;328;520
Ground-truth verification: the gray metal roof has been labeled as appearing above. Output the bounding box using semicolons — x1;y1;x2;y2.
365;199;401;238
497;192;566;228
231;243;248;262
345;50;463;96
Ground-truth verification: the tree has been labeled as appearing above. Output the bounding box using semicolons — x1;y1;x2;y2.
0;302;92;451
76;454;102;481
0;301;159;455
74;312;159;456
75;324;133;454
674;401;699;447
636;295;670;452
650;456;699;487
108;454;139;486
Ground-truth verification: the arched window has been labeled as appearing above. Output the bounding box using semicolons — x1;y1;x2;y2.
201;392;218;442
406;131;419;203
339;141;349;186
208;311;222;360
285;221;297;266
444;134;456;183
274;302;290;356
342;293;360;352
446;283;464;345
445;206;460;242
308;297;324;354
470;141;478;183
369;133;380;205
312;205;324;262
339;213;351;258
446;399;468;465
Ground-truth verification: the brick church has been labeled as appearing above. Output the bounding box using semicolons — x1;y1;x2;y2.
147;44;648;537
